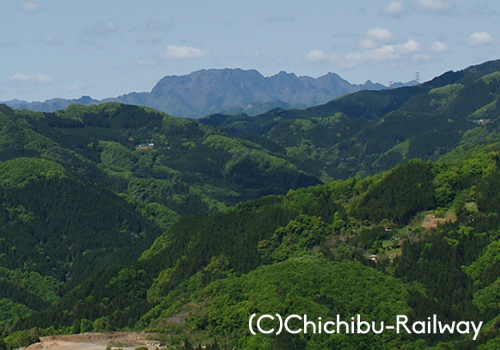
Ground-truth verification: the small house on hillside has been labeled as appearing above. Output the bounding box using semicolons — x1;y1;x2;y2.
137;142;154;150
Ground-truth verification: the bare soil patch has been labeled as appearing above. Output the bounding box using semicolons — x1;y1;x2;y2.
19;332;163;350
421;211;456;229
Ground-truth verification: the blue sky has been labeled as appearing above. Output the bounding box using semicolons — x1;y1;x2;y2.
1;0;499;102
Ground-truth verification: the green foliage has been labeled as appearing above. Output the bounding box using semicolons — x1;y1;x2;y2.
464;240;500;284
4;328;41;349
259;215;330;262
0;267;62;304
353;160;435;224
167;256;413;350
0;299;31;322
0;158;67;188
99;141;136;172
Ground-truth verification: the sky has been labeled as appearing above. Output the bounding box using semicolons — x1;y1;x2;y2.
1;0;499;102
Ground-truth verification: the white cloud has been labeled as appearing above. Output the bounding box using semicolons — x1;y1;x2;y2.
366;27;396;42
384;1;405;15
10;74;54;84
306;39;423;69
21;2;44;12
466;32;494;46
66;84;85;91
305;50;328;62
430;41;449;53
359;28;395;50
359;39;377;50
161;45;211;60
414;0;454;13
399;39;421;54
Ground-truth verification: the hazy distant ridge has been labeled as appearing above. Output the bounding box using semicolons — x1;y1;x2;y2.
4;68;391;118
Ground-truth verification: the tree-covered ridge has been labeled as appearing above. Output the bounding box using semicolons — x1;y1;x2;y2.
155;256;415;350
200;59;500;181
0;102;321;216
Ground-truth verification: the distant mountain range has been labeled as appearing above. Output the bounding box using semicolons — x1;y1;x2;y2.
3;69;416;118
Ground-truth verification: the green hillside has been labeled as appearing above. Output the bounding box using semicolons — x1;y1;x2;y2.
3;60;500;349
0;157;164;328
11;144;500;349
0;103;321;215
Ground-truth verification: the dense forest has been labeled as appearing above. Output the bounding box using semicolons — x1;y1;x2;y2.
2;60;500;349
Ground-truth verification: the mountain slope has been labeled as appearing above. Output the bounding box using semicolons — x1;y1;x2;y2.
0;103;322;216
4;60;500;349
200;59;500;181
0;156;165;328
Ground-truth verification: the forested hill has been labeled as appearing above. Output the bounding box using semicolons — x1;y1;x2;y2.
0;101;321;343
201;59;500;179
0;157;164;328
2;59;500;349
12;143;500;349
0;103;321;215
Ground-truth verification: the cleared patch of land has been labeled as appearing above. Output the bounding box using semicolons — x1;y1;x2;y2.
19;332;163;350
421;210;457;229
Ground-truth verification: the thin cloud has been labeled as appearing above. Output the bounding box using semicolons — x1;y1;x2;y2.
414;0;454;13
0;41;17;47
466;32;494;47
40;37;64;46
10;74;54;84
140;20;171;32
83;21;118;36
80;22;118;50
469;4;498;17
236;51;263;60
137;60;158;67
21;2;45;13
161;45;211;60
265;14;295;23
137;35;164;46
79;38;107;50
66;84;85;92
